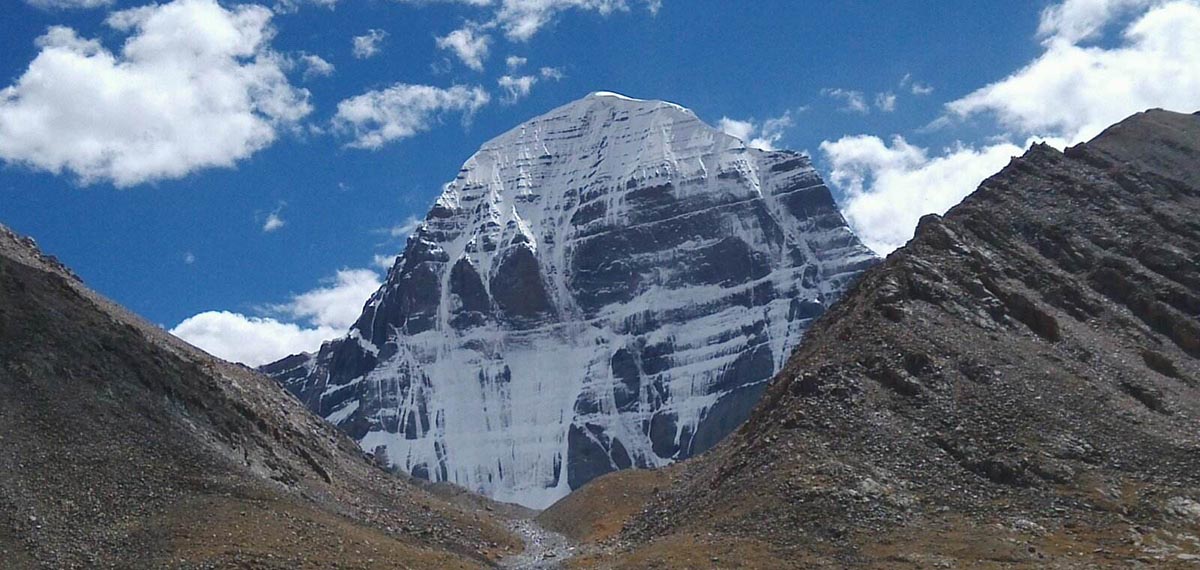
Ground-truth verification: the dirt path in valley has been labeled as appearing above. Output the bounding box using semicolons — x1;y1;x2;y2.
498;518;576;569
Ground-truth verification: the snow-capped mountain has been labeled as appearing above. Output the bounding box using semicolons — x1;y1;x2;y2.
264;92;878;508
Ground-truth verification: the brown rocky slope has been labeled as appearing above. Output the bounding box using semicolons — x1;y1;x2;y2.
0;226;522;568
544;110;1200;568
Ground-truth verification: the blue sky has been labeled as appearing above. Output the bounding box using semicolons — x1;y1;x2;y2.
2;0;1198;364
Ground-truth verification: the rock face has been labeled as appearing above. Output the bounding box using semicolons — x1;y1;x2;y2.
589;110;1200;567
264;92;877;508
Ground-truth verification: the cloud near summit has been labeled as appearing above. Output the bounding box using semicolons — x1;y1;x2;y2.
172;268;382;366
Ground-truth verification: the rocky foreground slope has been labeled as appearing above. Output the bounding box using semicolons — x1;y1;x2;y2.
265;92;877;508
543;110;1200;568
0;226;522;569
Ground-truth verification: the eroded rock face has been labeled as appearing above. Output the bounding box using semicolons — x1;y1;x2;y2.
262;92;877;507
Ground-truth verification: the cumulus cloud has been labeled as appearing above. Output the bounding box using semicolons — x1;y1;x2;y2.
822;88;870;114
436;25;491;70
273;269;381;330
24;0;112;8
947;0;1200;143
0;0;310;187
171;268;382;366
717;112;794;151
821;136;1025;254
299;53;335;80
333;83;490;149
352;29;388;59
170;312;341;367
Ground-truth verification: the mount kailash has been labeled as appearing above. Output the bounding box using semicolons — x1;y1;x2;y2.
263;92;878;508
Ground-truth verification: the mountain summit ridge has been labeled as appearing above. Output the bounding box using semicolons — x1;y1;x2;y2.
265;92;878;508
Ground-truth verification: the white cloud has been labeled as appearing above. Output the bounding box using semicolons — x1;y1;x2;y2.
394;0;492;5
947;0;1200;143
436;25;491;71
406;0;659;41
506;55;528;70
875;92;897;112
274;269;380;329
717;118;754;143
822;88;870;114
262;212;285;232
333;83;490;149
352;29;388;59
389;215;421;237
498;74;537;103
900;73;934;95
299;53;335;80
717;111;793;151
368;216;420;271
1038;0;1151;43
0;0;310;187
24;0;112;8
495;0;660;41
497;65;563;103
821;135;1025;254
171;268;382;366
273;0;338;12
171;312;342;367
374;253;401;270
183;252;196;264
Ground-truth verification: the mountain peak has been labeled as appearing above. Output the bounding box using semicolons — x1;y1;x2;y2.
580;90;691;112
472;90;707;161
266;95;877;508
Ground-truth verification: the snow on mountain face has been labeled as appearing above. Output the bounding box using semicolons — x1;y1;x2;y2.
264;92;878;508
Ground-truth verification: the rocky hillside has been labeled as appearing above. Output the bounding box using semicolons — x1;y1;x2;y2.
265;92;877;508
544;110;1200;568
0;226;521;569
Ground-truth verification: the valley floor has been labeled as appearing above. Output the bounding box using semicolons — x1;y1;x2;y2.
499;519;576;569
